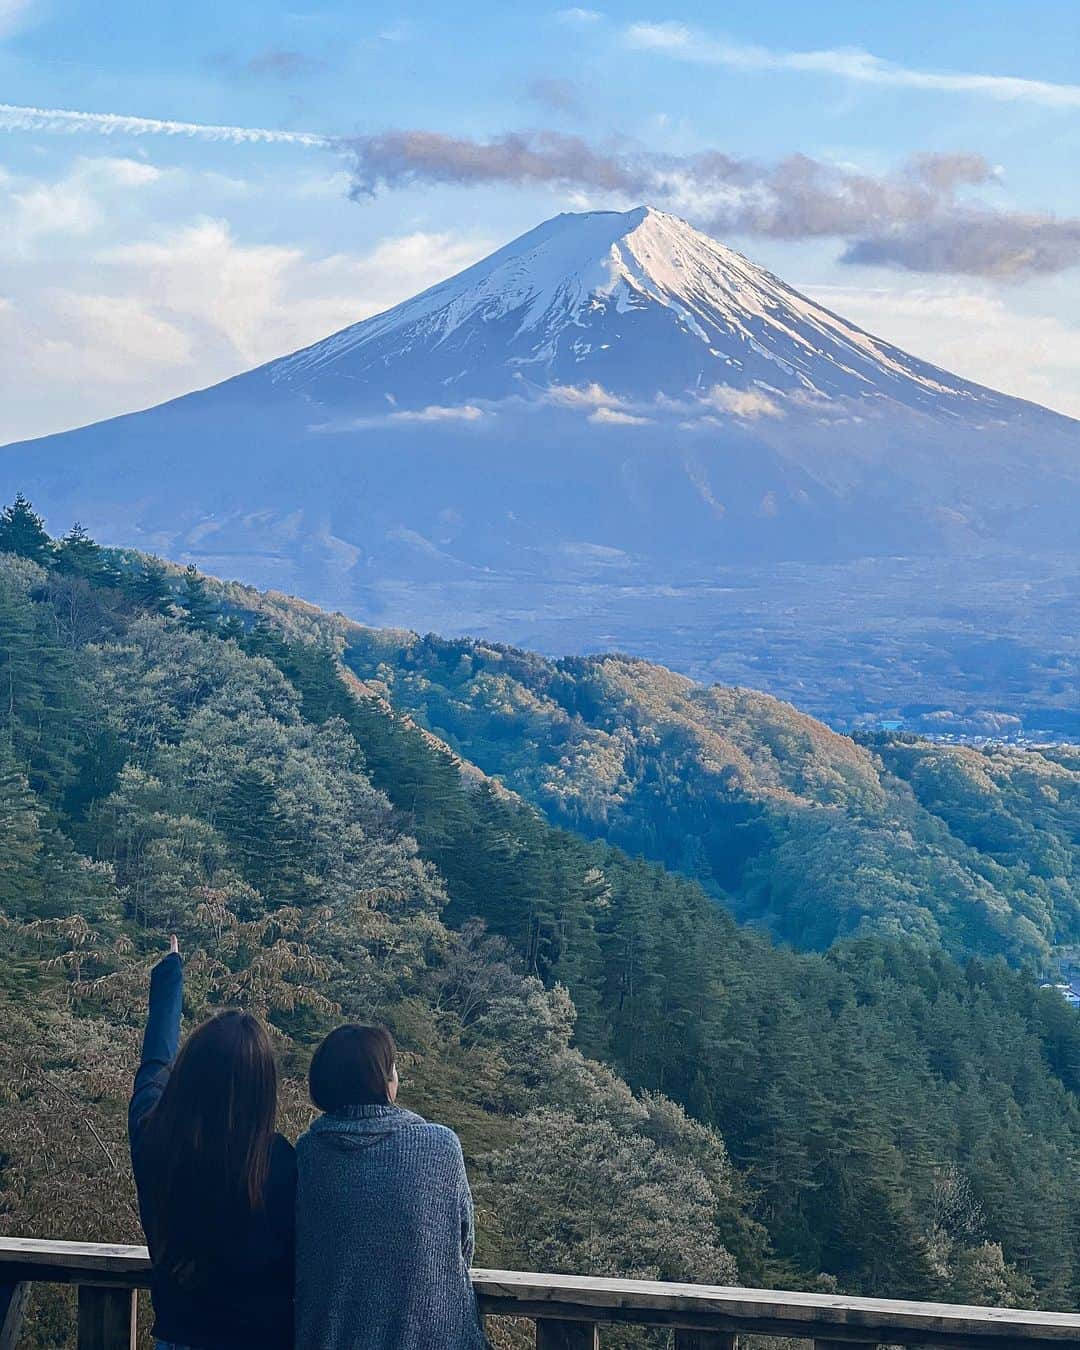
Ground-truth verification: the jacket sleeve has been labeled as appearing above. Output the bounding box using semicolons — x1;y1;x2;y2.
128;953;183;1151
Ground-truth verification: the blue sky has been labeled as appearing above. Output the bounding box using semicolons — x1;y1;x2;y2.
2;0;1080;439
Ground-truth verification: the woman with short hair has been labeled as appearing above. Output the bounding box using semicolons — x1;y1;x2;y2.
129;936;296;1350
296;1023;487;1350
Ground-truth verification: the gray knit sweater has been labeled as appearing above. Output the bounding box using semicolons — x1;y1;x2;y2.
295;1104;488;1350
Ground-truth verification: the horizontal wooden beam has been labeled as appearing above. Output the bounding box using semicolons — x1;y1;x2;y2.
4;1241;1080;1346
0;1239;150;1285
470;1269;1080;1345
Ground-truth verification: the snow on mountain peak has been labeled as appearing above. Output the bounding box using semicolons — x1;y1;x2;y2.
267;205;1025;417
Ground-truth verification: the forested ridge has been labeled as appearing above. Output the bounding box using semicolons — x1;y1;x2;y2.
335;630;1080;966
2;497;1080;1341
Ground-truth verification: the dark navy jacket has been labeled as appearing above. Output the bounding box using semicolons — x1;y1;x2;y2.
128;954;296;1350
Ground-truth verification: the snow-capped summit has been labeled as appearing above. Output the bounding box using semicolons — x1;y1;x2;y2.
263;205;1015;418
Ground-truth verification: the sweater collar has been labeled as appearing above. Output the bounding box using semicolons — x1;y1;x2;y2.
333;1103;400;1120
308;1103;426;1135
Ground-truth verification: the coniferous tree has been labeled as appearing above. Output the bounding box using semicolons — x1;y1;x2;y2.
216;767;279;895
244;618;292;664
0;747;43;914
0;494;53;566
55;523;120;587
0;571;83;794
215;768;304;906
178;564;219;632
124;557;174;616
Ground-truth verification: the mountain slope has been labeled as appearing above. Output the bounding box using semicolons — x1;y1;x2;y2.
155;555;1080;969
3;206;1079;724
334;628;1080;966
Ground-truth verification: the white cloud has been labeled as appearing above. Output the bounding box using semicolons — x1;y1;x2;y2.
91;157;163;187
7;156;164;253
320;401;489;432
549;382;774;424
556;7;604;22
625;21;1080;110
588;405;652;425
102;221;307;364
547;383;656;423
0;155;491;442
390;404;486;422
547;382;622;409
704;385;784;419
36;292;193;381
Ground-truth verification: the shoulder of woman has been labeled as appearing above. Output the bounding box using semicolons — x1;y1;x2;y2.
413;1121;465;1158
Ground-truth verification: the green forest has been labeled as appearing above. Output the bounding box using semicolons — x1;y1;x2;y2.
338;630;1080;965
3;496;1080;1343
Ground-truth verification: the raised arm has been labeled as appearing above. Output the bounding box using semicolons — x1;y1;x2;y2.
128;937;183;1149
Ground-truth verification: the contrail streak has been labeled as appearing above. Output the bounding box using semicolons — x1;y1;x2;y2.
0;102;333;147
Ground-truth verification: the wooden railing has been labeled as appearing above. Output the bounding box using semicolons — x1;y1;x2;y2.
5;1237;1080;1349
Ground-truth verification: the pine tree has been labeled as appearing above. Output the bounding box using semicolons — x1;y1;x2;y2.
55;523;119;586
0;748;43;914
243;618;291;664
215;768;304;906
178;564;219;632
0;495;53;567
125;557;174;616
0;577;83;796
220;615;246;642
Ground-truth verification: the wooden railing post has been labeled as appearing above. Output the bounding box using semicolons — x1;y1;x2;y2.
675;1333;738;1349
0;1283;30;1350
77;1286;137;1350
536;1319;599;1349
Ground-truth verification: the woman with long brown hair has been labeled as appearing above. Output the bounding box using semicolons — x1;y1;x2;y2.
129;937;296;1350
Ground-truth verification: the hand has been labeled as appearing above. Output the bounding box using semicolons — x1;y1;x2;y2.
169;934;179;956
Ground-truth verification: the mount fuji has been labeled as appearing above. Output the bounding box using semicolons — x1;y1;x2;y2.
4;206;1079;724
